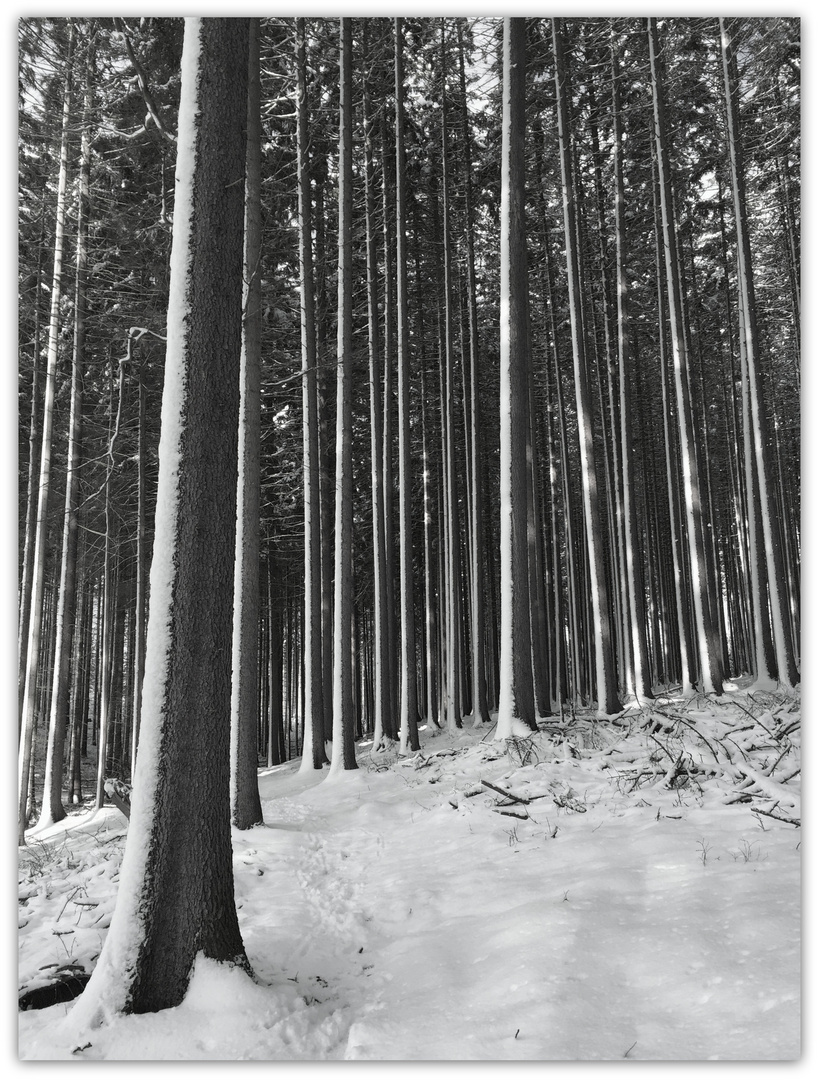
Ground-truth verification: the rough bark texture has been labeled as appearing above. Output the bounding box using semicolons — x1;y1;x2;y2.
330;17;358;772
73;20;252;1020
363;23;391;750
395;17;421;752
131;19;250;1010
456;20;491;728
295;17;327;770
497;17;536;737
231;17;265;825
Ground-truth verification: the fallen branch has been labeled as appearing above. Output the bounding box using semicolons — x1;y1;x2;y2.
750;806;800;827
493;805;530;820
481;779;529;804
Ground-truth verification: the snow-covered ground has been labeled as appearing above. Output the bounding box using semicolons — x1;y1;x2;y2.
18;683;801;1061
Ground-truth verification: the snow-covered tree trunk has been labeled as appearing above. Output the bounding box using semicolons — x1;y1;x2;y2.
329;17;358;774
648;17;723;696
394;18;421;753
552;18;621;717
18;23;74;845
295;18;328;771
497;17;536;739
70;17;251;1022
720;17;799;689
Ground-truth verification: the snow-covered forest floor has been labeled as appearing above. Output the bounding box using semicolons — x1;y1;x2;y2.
18;679;800;1061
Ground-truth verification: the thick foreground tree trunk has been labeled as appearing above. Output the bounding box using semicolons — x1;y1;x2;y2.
72;18;251;1023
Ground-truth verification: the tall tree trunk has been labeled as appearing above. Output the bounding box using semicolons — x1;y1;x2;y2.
438;20;463;735
18;23;75;845
457;21;490;728
329;17;358;773
497;17;536;738
296;18;328;771
394;18;421;752
362;24;391;751
230;18;265;824
380;109;399;739
71;18;251;1022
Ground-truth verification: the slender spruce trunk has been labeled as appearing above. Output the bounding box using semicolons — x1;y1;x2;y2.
329;18;358;772
295;18;328;770
497;17;536;738
18;24;75;845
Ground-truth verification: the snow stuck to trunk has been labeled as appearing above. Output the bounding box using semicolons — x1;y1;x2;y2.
62;18;203;1032
19;683;800;1061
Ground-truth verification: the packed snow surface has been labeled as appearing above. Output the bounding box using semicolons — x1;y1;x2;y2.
18;683;800;1061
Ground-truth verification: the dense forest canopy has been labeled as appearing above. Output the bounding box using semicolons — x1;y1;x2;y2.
18;15;799;824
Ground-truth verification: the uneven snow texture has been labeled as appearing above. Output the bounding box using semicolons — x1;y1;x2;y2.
19;685;800;1061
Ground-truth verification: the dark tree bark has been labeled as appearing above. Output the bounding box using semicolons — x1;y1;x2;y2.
330;17;358;772
73;18;251;1021
295;18;327;770
230;17;265;826
362;23;391;751
497;17;536;737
